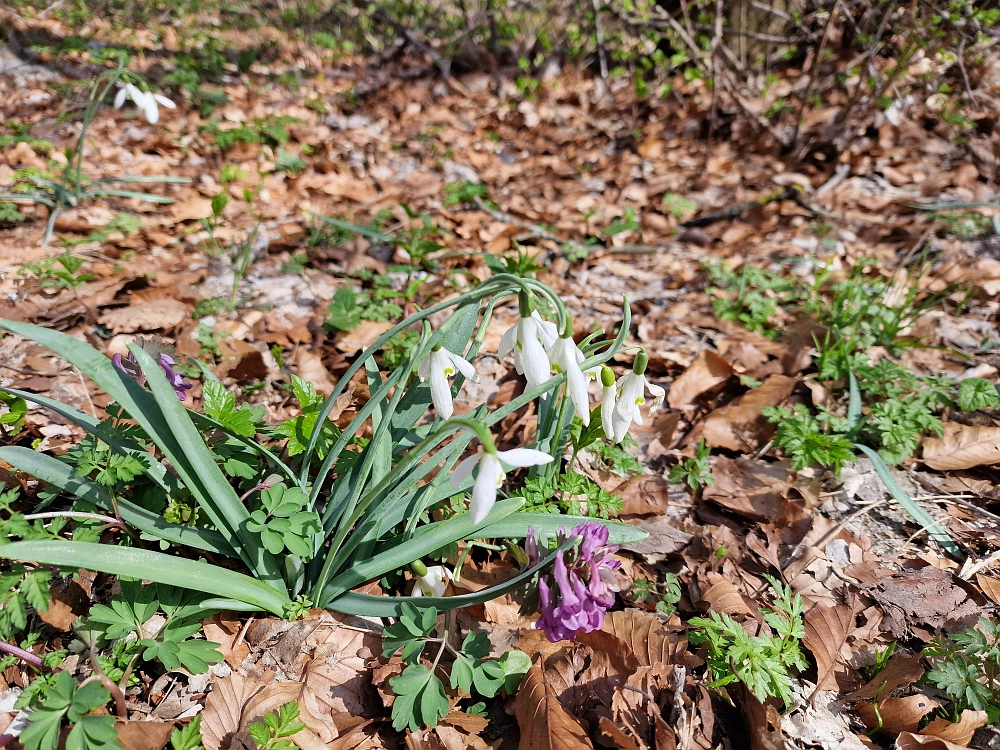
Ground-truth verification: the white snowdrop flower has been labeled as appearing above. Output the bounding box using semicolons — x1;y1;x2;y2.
610;351;665;443
417;343;478;420
452;447;553;524
498;293;554;394
547;316;595;425
531;310;558;348
114;83;175;124
600;365;618;441
411;565;451;597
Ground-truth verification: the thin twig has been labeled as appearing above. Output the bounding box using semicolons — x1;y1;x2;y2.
23;511;122;526
592;0;608;79
792;0;841;153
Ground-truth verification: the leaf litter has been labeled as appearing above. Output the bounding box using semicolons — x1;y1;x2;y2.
2;4;1000;750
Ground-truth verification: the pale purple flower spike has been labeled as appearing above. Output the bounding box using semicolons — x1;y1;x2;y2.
113;337;192;400
527;521;621;642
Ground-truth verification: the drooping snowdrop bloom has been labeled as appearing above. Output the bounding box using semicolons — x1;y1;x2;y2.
525;522;622;642
498;292;554;394
417;343;478;420
114;83;175;124
609;350;664;443
410;564;451;597
600;365;617;441
452;445;553;524
547;315;596;425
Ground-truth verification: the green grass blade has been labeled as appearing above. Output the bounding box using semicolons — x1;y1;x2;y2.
853;443;961;558
327;540;572;617
0;447;234;555
310;214;393;243
847;370;863;436
128;344;285;587
318;498;523;606
0;541;289;614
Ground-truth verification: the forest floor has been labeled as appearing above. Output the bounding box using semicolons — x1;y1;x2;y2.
2;5;1000;750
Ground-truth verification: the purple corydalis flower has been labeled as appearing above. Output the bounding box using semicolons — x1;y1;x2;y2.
112;337;193;401
527;521;622;642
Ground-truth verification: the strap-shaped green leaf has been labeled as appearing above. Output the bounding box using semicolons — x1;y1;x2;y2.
128;344;284;588
0;446;234;555
0;541;290;615
853;443;961;558
327;540;572;617
318;498;524;606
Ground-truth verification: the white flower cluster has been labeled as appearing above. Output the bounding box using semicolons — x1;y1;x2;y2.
413;292;663;555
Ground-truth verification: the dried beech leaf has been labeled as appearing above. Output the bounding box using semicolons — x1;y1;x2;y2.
803;604;855;691
897;732;969;750
920;711;988;747
113;721;175;750
976;575;1000;605
600;609;687;667
667;350;733;409
922;424;1000;470
702;577;752;616
335;321;395;356
515;659;593;749
845;653;924;702
700;374;797;451
98;299;190;334
855;696;939;735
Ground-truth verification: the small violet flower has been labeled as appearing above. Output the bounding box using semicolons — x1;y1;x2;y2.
452;445;553;524
114;82;175;125
417;343;478;420
609;350;664;444
547;314;597;426
499;292;556;395
526;522;622;642
112;337;192;401
411;563;451;598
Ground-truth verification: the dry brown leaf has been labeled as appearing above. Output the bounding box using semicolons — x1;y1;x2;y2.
856;696;939;735
171;197;214;222
976;574;1000;605
845;653;924;702
113;721;175;750
600;609;687;667
700;374;797;451
620;515;693;557
803;604;855;691
202;674;332;750
922;423;1000;470
897;732;969;750
515;659;593;749
335;321;395;356
667;350;733;409
597;717;644;750
37;581;88;630
702;576;752;616
293;349;336;395
702;457;790;522
613;474;672;516
920;711;988;747
304;617;380;717
97;299;190;334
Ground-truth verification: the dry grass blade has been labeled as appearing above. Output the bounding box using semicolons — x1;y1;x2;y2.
515;659;594;749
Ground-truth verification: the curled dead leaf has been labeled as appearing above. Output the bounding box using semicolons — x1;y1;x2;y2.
700;374;797;451
922;424;1000;470
667;350;733;410
920;711;988;747
515;659;593;749
113;721;175;750
856;696;939;735
897;732;970;750
845;653;924;702
702;576;752;616
335;321;395;356
98;299;190;334
803;604;856;692
600;609;688;667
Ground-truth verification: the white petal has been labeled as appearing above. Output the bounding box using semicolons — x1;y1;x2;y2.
647;382;665;412
143;101;160;124
429;358;454;420
499;323;517;358
417;356;431;379
445;350;478;383
152;94;176;108
114;87;127;109
565;356;591;425
601;385;616;440
451;453;480;488
518;319;552;390
612;409;632;443
532;312;558;348
496;448;554;468
470;453;503;524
